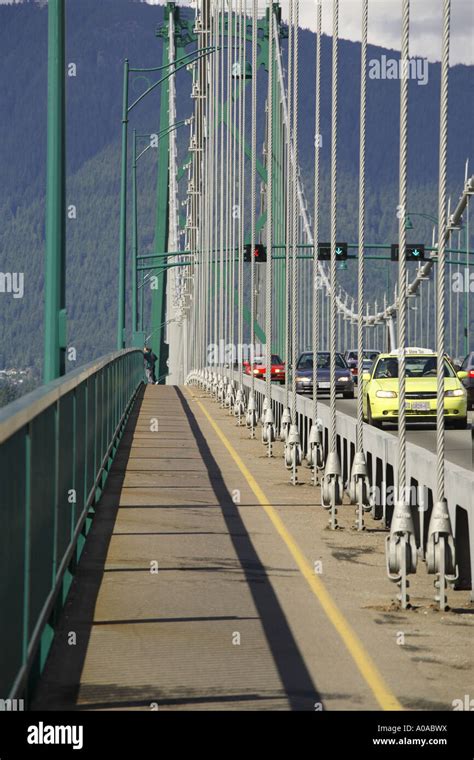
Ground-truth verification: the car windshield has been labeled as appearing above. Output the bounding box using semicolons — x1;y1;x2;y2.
347;350;378;361
253;355;282;365
297;353;346;370
373;356;455;379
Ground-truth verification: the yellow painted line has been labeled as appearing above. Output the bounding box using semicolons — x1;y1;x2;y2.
190;389;403;712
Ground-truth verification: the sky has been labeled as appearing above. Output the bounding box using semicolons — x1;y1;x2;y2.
1;0;473;65
150;0;474;65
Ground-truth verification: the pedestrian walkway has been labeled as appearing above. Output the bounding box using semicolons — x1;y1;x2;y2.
32;386;473;712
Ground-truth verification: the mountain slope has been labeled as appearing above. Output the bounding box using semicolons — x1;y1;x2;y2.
0;0;472;375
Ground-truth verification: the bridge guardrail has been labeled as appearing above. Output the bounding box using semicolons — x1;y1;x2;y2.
0;349;144;700
222;371;473;598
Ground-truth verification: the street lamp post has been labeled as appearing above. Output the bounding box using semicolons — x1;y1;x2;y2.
43;0;66;383
405;211;438;230
117;59;129;350
131;128;138;344
116;32;217;350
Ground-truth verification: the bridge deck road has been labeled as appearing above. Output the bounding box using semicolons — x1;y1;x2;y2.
32;385;473;712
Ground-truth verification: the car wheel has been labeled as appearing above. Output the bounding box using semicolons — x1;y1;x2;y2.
367;400;381;428
343;391;355;399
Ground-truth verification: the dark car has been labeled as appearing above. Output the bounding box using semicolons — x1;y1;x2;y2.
295;351;354;398
459;352;474;409
344;349;381;383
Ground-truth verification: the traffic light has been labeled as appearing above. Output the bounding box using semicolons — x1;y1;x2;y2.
390;244;425;261
317;242;348;261
244;243;267;262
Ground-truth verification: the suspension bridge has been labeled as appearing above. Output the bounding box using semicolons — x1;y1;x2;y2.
0;0;473;713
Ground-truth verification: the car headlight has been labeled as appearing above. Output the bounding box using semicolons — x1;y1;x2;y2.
275;369;280;373
376;390;397;398
296;376;309;383
339;376;350;382
252;369;260;374
445;389;465;397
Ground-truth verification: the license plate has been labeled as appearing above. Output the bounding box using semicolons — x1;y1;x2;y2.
410;401;429;411
318;382;330;389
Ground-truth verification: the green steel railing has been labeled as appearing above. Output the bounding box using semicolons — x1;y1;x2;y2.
0;349;144;700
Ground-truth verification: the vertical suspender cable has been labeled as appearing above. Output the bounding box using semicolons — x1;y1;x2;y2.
356;0;369;422
230;2;237;398
223;0;230;389
201;3;207;371
427;0;455;611
198;4;206;372
283;0;303;484
262;0;276;453
210;2;216;370
247;0;258;436
321;0;343;522
281;0;293;439
397;0;410;506
206;4;215;367
238;0;247;396
312;0;322;433
214;1;220;369
329;0;338;458
232;3;238;392
237;0;243;390
226;0;233;391
386;0;417;611
251;0;257;369
466;196;470;353
291;0;299;427
265;2;273;409
352;0;369;522
285;0;293;413
219;0;225;381
229;0;237;396
307;0;323;482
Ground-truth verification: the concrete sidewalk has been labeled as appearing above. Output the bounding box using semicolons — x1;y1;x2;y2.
32;385;473;711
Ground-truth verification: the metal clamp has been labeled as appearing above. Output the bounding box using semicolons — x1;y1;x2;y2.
321;452;343;529
261;407;276;456
279;406;292;442
385;500;417;609
224;380;235;410
348;451;372;530
284;424;302;484
306;419;324;483
246;391;257;437
426;499;457;610
233;388;246;422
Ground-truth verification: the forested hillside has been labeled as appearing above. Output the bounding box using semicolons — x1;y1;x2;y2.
0;0;472;378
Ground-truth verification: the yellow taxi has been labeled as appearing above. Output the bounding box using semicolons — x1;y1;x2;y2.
362;348;468;429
